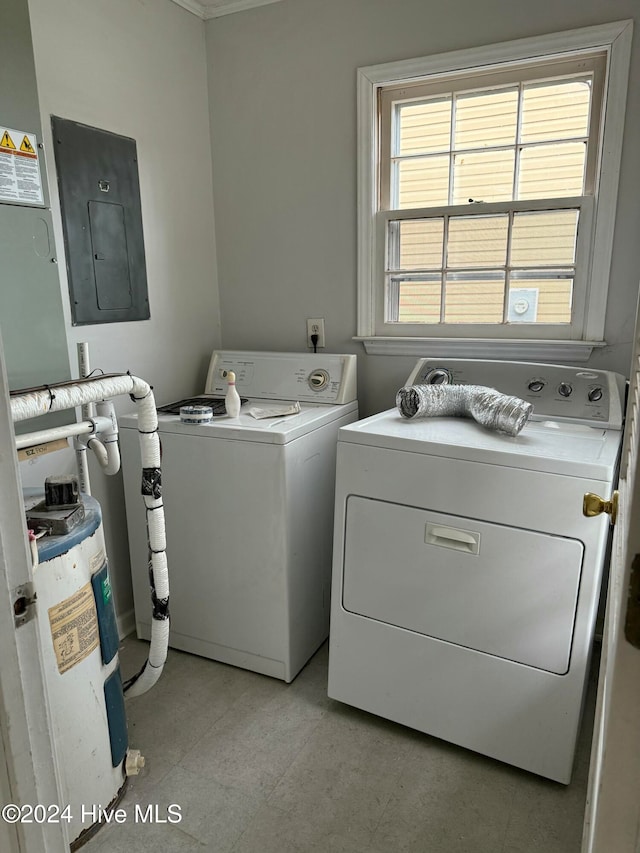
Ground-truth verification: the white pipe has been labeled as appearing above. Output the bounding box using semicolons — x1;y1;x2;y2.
87;437;109;468
77;342;96;419
104;440;120;476
11;374;168;697
15;420;93;450
94;400;120;476
85;435;121;476
16;413;117;455
77;343;94;494
75;441;90;495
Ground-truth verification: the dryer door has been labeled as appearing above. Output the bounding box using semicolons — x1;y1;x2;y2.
342;497;584;674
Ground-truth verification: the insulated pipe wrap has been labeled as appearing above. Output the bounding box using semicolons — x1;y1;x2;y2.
10;373;169;697
396;384;533;436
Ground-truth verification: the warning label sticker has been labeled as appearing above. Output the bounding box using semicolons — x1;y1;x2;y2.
0;125;44;205
48;582;99;675
20;135;35;154
0;130;16;149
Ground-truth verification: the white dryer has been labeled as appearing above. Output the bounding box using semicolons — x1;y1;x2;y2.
121;351;357;682
328;359;625;783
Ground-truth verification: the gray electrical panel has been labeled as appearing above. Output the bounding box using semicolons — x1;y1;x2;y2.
52;117;150;325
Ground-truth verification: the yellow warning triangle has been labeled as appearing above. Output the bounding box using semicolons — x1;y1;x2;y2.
20;135;35;154
0;130;16;150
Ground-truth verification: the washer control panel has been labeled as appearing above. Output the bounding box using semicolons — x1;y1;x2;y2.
205;351;357;404
406;359;626;429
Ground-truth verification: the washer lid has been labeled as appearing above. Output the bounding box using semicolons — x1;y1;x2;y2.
339;408;622;479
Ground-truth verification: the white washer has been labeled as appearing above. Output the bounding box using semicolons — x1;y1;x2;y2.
121;350;357;682
328;359;625;783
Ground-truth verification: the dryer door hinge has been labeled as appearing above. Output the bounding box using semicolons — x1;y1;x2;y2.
13;582;37;628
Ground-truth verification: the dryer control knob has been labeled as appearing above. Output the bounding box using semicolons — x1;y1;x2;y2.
558;382;573;398
588;387;604;402
528;380;545;393
424;368;451;385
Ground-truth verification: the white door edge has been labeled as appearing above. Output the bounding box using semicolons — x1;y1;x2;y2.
582;289;640;852
0;333;68;852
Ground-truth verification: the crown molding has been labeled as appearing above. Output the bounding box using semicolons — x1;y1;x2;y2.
170;0;285;19
203;0;285;17
170;0;206;18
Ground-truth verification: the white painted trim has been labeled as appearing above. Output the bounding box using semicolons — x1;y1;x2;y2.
169;0;285;20
360;21;632;86
203;0;284;19
357;20;633;347
582;294;640;851
356;337;605;362
117;608;136;641
169;0;206;19
357;65;377;338
584;21;633;339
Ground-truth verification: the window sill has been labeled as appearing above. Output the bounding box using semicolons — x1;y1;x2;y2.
355;337;606;362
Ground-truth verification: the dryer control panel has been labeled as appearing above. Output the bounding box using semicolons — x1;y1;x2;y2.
405;359;626;429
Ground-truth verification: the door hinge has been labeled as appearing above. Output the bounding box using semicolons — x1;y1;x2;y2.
13;583;37;628
625;554;640;649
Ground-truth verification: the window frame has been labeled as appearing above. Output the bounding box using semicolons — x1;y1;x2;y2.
378;197;593;335
355;21;633;360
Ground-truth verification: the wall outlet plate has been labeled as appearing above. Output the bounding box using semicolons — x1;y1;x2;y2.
306;318;325;348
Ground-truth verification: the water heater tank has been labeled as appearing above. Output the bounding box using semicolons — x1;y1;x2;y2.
27;489;128;849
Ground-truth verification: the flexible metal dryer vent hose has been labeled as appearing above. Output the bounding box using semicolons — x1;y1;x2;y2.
396;384;533;437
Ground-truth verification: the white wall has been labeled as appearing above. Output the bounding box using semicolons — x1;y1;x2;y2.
205;0;640;416
27;0;221;626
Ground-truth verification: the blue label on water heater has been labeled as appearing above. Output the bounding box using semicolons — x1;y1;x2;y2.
104;667;128;768
91;562;119;665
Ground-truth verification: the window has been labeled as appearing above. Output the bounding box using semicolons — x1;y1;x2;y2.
356;22;632;359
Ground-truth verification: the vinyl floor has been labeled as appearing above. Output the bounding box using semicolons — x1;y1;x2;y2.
83;637;595;853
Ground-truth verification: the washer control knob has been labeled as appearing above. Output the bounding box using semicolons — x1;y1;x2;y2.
588;386;604;402
528;380;545;393
558;382;573;398
424;368;451;385
308;369;329;391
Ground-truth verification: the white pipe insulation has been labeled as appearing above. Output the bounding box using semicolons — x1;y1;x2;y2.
11;374;169;697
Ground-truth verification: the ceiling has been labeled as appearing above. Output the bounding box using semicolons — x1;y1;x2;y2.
170;0;285;18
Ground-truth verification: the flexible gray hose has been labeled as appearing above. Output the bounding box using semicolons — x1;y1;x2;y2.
396;384;533;436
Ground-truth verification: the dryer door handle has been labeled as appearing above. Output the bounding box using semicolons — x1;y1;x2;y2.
425;524;481;555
